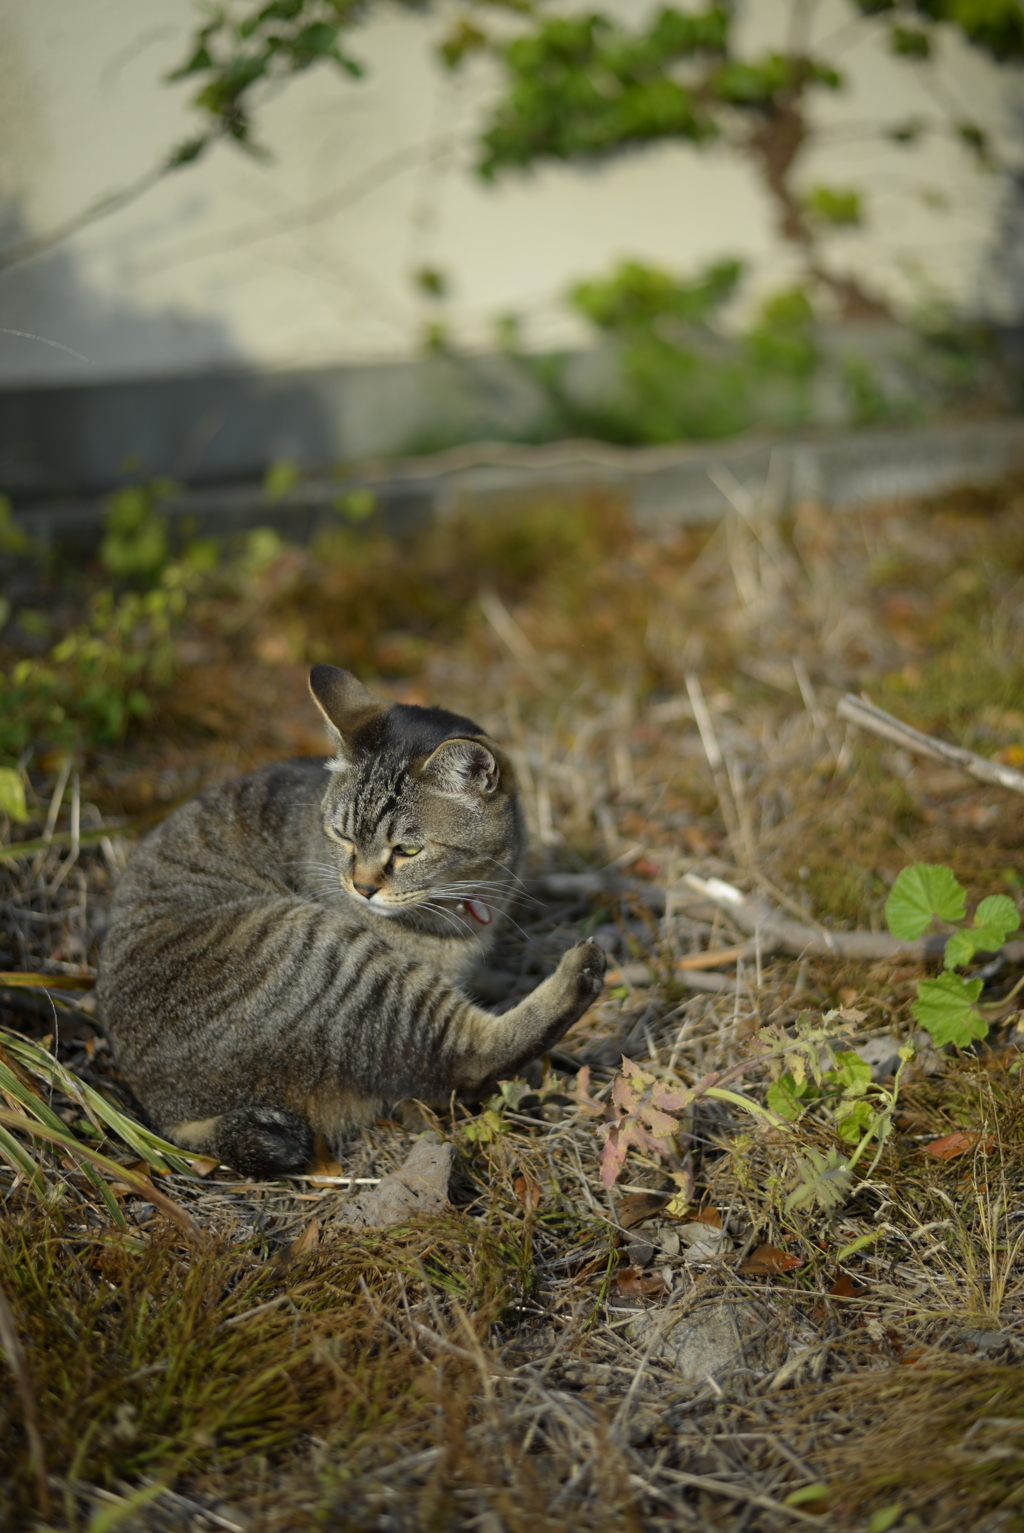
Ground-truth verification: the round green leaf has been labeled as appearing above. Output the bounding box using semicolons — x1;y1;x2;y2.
912;972;985;1048
885;863;966;940
973;895;1020;949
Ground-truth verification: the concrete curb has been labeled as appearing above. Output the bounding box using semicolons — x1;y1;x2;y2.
15;415;1024;552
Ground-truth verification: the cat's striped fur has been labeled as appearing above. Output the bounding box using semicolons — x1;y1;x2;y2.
97;666;605;1176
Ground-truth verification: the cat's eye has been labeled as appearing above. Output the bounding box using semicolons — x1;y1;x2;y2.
396;844;422;858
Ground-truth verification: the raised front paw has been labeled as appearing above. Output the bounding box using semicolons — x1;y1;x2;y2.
556;937;607;1015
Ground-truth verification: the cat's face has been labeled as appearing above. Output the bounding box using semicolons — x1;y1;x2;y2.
310;666;524;935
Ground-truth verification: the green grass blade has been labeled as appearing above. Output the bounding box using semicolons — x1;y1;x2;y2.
0;1121;46;1191
0;1029;194;1175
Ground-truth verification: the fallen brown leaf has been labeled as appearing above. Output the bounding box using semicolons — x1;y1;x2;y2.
614;1267;666;1298
740;1243;803;1276
615;1191;669;1229
829;1273;868;1301
925;1130;994;1159
514;1173;541;1211
290;1216;320;1256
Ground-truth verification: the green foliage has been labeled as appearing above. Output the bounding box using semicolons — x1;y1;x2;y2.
768;1050;875;1143
885;862;967;938
803;184;863;227
570;257;742;333
885;863;1021;1048
99;479;176;582
264;457;301;503
0;494;31;556
0;767;28;823
477;9;729;177
557;257;824;443
890;24;932;57
0;569;191;763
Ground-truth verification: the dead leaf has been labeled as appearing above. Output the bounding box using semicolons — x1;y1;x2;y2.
925;1130;994;1160
694;1206;721;1228
615;1191;669;1229
615;1266;666;1298
628;857;662;880
829;1273;868;1301
514;1173;541;1211
185;1155;220;1177
290;1216;319;1255
663;1191;691;1220
740;1244;803;1276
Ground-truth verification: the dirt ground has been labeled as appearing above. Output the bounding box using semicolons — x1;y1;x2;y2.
3;474;1024;1531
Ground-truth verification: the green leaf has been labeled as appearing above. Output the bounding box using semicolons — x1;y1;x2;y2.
804;184;863;226
834;1096;875;1143
766;1072;813;1121
973;894;1020;949
912;972;986;1048
835;1231;881;1263
785;1483;829;1507
461;1107;504;1143
943;929;977;970
868;1507;902;1533
885;863;966;940
0;766;29;824
830;1051;872;1094
785;1146;853;1214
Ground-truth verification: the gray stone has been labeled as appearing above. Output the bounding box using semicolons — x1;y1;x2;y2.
628;1297;789;1385
329;1134;454;1231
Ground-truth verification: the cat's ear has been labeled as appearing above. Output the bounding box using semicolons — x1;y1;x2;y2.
308;666;386;759
419;738;500;800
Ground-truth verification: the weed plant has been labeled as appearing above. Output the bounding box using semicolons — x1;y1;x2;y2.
4;474;1024;1528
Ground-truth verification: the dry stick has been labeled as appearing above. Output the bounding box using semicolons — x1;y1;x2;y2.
0;1276;50;1519
837;693;1024;796
685;673;749;866
682;872;927;962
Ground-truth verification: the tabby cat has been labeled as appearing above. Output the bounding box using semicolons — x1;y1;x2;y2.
97;665;605;1176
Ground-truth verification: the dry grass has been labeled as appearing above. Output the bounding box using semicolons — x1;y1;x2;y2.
4;472;1024;1530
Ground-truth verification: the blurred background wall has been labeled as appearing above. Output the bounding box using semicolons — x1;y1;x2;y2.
0;0;1019;495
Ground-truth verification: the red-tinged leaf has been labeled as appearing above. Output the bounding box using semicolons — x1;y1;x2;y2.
740;1243;803;1276
628;857;662;880
925;1130;994;1160
611;1073;638;1114
614;1266;666;1298
640;1103;682;1139
514;1173;541;1210
616;1191;670;1229
829;1273;868;1300
651;1080;693;1112
599;1126;630;1189
694;1206;721;1228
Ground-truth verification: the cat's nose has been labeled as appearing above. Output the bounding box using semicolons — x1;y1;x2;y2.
353;881;381;900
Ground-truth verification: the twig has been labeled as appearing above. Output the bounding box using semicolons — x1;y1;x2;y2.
0;1276;49;1519
837;694;1024;796
682;872;930;962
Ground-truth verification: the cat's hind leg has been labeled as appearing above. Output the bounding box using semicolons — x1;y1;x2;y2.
169;1107;314;1178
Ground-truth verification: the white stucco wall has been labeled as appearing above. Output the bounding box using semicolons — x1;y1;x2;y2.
0;0;1015;388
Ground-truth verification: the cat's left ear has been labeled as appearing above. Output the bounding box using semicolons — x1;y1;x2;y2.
419;738;500;799
309;665;387;763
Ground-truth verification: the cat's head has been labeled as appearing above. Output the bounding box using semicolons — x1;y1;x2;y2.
308;665;525;935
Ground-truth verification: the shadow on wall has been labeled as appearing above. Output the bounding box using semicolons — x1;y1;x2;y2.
0;202;338;498
0;203;560;499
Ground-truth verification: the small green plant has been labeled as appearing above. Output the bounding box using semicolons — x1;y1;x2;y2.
885;862;1021;1047
99;479;177;583
0;566;192;763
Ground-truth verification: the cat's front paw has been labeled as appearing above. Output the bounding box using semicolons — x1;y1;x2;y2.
556;937;607;1014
